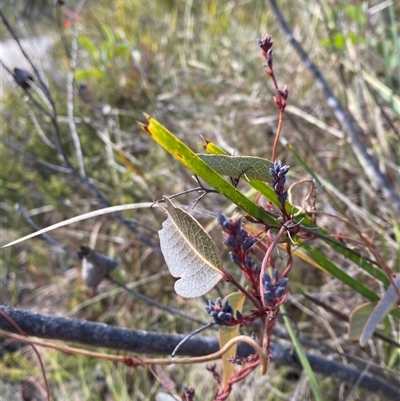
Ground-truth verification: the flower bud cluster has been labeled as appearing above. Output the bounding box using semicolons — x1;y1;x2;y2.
217;213;260;279
205;298;234;325
263;269;289;306
258;34;274;71
274;86;289;110
268;160;290;204
182;386;195;401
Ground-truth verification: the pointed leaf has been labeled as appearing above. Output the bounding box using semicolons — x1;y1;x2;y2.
200;138;296;212
348;302;377;341
158;197;223;298
360;274;400;346
219;292;246;391
198;154;272;181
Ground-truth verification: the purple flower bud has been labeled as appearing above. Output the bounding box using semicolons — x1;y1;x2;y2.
267;49;273;68
245;257;254;269
225;236;237;249
242;236;255;252
232;218;242;235
274;182;283;192
236;310;243;320
221;299;229;311
210;310;218;318
229;252;241;266
215;298;222;307
223;221;232;231
278;165;290;177
237;229;248;245
264;281;273;291
223;313;232;324
274;287;285;298
279;277;289;287
264;290;274;301
217;213;227;227
277;192;288;203
218;311;232;324
263;273;272;284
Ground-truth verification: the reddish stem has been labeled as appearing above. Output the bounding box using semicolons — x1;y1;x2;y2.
271;108;284;162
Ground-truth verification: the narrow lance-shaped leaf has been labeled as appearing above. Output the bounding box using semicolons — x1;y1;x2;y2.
359;274;400;346
348;302;377;341
158;197;224;298
198;154;272;181
219;292;246;391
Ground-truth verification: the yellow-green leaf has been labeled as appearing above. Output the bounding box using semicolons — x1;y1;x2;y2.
219;292;246;391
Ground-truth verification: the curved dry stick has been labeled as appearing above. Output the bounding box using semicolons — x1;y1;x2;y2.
1;330;267;375
287;178;315;216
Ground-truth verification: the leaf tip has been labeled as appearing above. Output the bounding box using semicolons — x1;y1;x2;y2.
200;135;211;148
138;121;151;136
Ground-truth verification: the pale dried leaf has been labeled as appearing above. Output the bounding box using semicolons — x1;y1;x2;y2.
158;197;223;298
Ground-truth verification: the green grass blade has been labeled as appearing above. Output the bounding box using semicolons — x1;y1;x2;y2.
280;304;324;401
302;243;400;320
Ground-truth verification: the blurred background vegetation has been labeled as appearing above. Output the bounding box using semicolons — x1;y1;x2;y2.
1;0;399;400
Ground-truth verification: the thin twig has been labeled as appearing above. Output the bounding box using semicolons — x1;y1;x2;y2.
16;203;80;260
66;19;86;177
171;323;215;357
0;139;72;173
106;275;209;326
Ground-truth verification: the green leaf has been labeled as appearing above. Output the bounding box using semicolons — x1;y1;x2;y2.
198;154;272;181
219;292;246;391
75;68;105;80
158;197;223;298
348;302;377;341
141;116;277;226
102;25;115;45
202;138;307;217
302;243;378;301
333;33;345;49
360;274;400;346
281;304;324;401
78;36;99;59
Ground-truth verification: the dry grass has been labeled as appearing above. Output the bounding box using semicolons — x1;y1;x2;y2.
1;0;399;400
